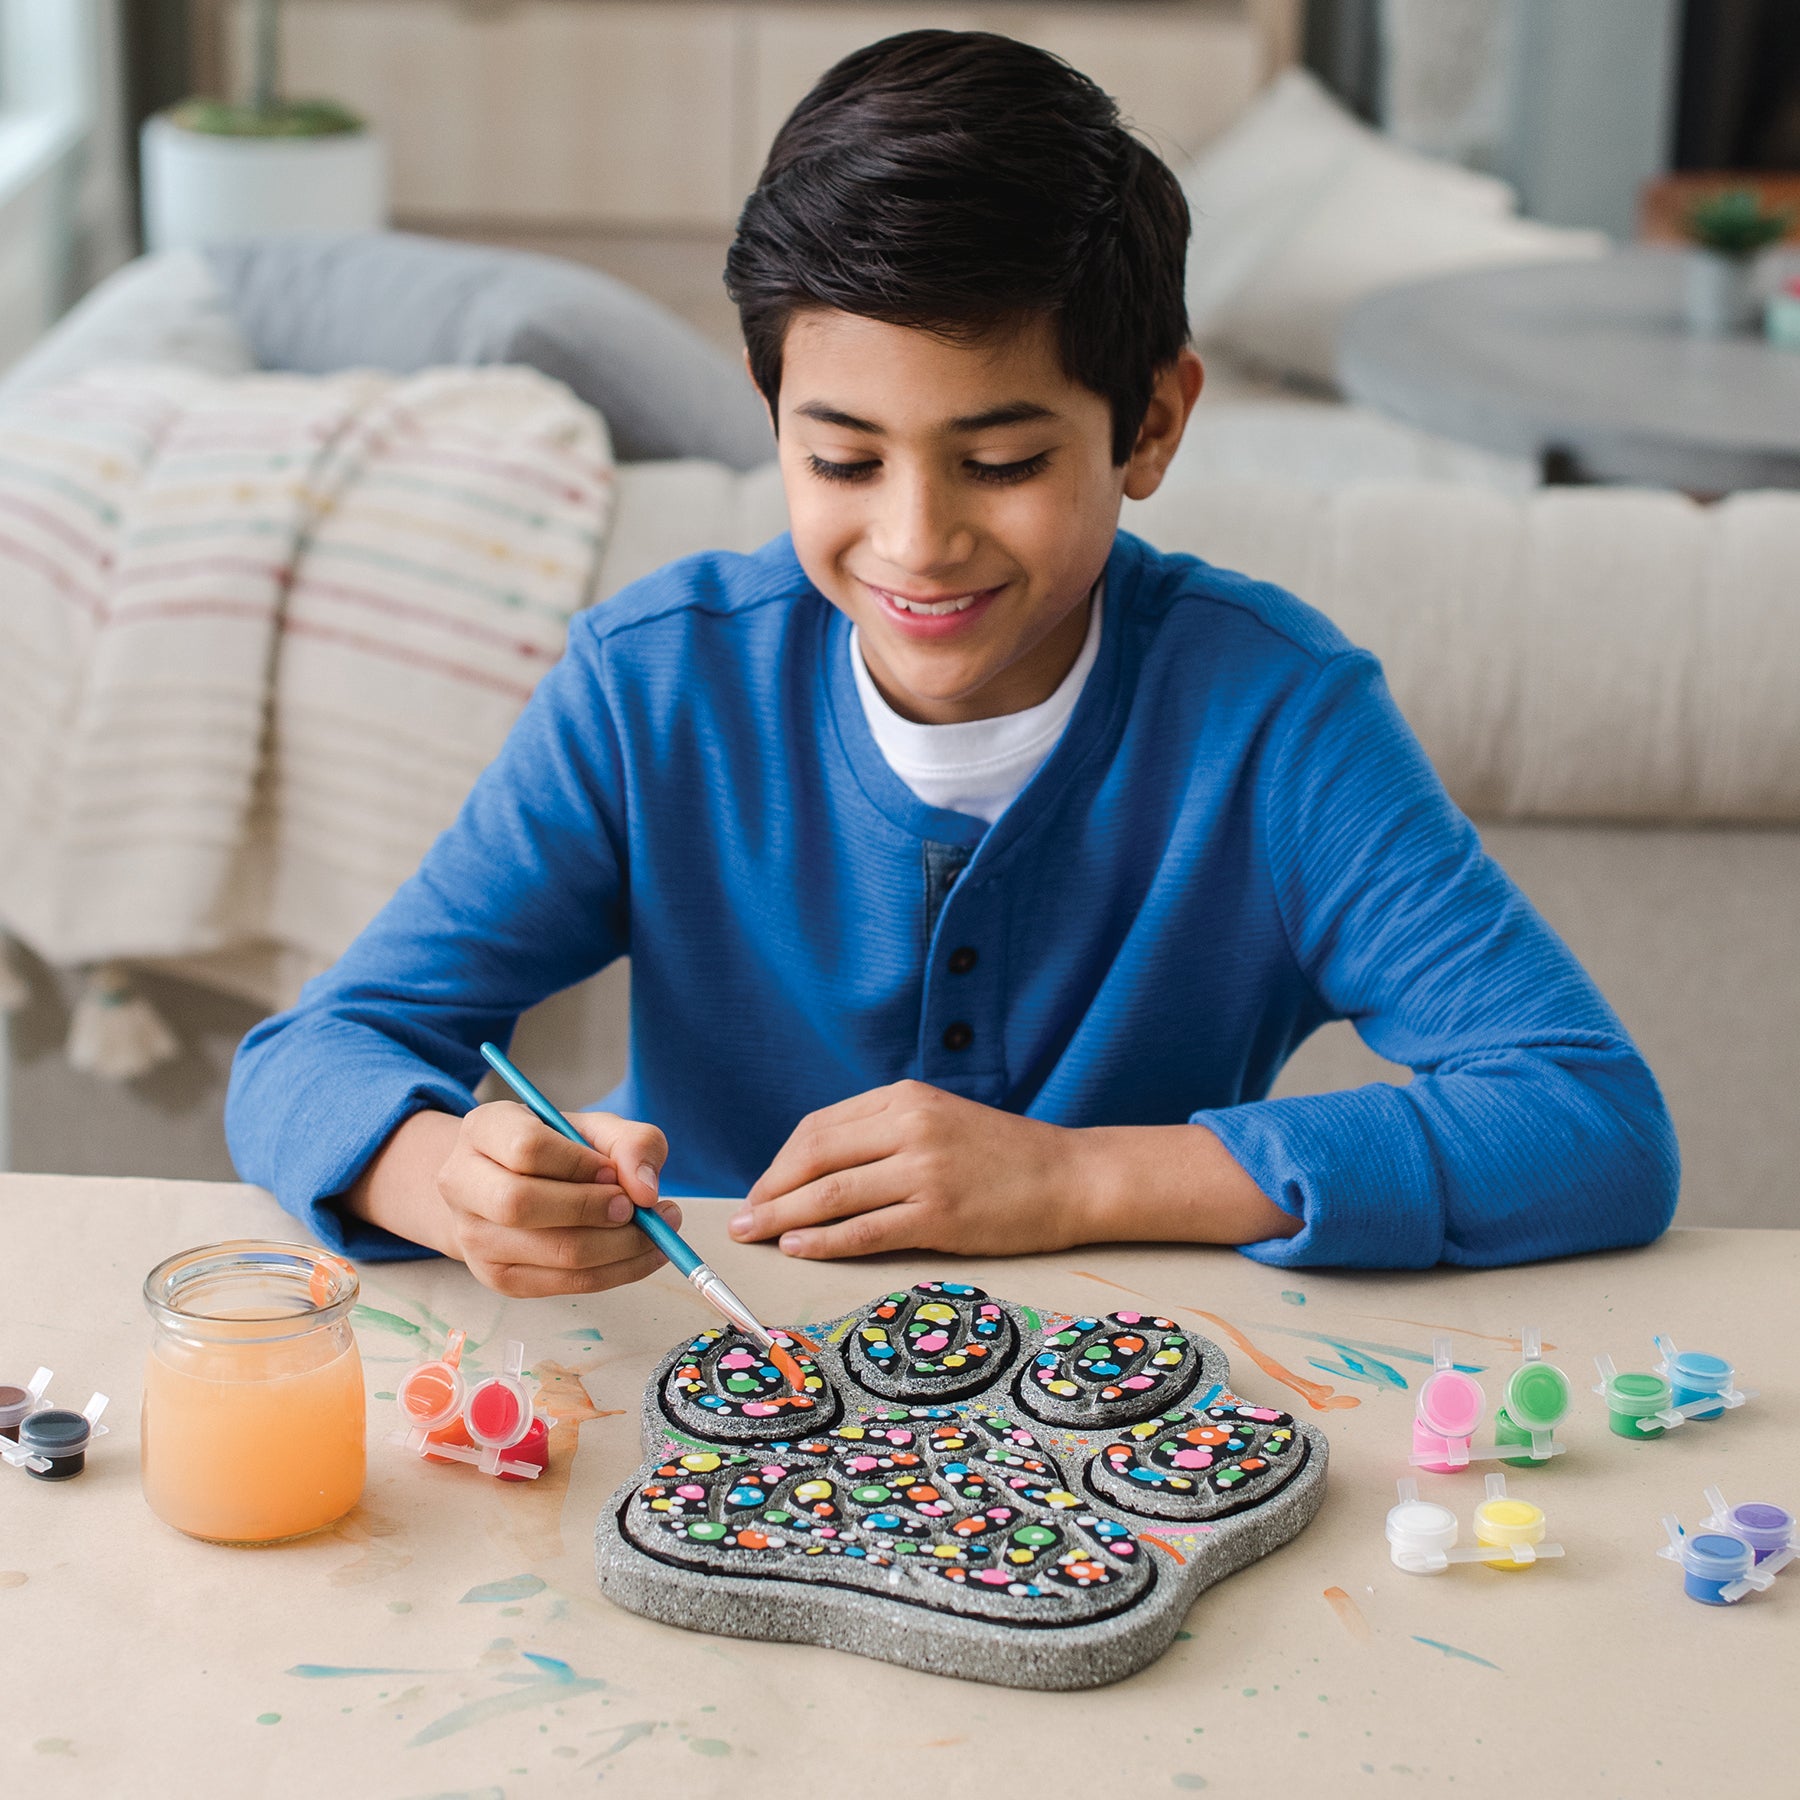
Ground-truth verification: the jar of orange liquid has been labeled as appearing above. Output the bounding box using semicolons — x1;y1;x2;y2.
141;1240;366;1544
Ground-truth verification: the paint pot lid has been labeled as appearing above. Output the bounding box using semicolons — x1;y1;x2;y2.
1474;1496;1546;1547
1682;1532;1754;1579
1417;1367;1485;1438
1732;1502;1794;1535
1604;1370;1671;1411
1504;1359;1570;1431
1668;1350;1732;1389
19;1408;90;1453
465;1373;533;1450
1386;1498;1459;1554
0;1386;35;1428
396;1358;466;1431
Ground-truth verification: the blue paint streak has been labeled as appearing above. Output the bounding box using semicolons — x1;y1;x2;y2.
460;1573;547;1603
1412;1636;1501;1670
409;1651;604;1746
1281;1290;1307;1306
1252;1325;1484;1374
287;1665;449;1679
1306;1355;1403;1392
561;1327;605;1342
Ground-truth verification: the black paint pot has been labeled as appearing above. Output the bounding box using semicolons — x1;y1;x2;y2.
18;1408;92;1480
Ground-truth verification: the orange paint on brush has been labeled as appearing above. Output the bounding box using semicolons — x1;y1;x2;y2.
1323;1585;1371;1642
1182;1309;1361;1413
769;1344;806;1392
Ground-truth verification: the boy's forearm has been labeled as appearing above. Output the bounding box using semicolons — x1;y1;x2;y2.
1074;1123;1302;1247
343;1109;464;1255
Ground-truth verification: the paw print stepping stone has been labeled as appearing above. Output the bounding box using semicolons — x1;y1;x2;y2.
597;1289;1327;1690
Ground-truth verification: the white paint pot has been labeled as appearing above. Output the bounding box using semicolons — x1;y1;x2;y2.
140;112;387;252
1683;249;1755;337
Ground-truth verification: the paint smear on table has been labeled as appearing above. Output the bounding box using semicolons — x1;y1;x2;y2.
1068;1268;1152;1300
410;1651;605;1747
1362;1316;1553;1351
329;1508;412;1587
582;1720;658;1767
1254;1326;1484;1375
1323;1585;1371;1641
461;1573;546;1604
351;1304;423;1340
561;1327;605;1343
1181;1309;1361;1412
1412;1635;1500;1670
0;1570;26;1588
288;1664;451;1679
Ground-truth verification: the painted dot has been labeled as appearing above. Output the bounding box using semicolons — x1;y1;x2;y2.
1014;1524;1057;1547
680;1453;721;1473
687;1522;728;1541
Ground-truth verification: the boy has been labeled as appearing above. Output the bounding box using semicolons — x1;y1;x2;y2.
227;32;1677;1294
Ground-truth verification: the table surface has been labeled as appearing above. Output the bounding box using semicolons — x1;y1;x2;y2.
2;1173;1795;1800
1337;247;1800;491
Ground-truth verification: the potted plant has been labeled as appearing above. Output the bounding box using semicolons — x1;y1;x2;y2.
1681;189;1791;337
140;0;387;252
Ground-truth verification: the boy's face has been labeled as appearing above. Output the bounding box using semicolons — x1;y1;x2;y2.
772;311;1200;724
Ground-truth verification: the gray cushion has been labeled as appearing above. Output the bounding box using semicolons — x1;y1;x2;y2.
204;232;772;469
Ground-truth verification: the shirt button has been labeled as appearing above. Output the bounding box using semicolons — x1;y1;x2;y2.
942;1022;973;1052
948;946;978;975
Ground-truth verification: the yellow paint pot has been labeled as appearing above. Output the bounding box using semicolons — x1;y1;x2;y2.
1473;1494;1547;1571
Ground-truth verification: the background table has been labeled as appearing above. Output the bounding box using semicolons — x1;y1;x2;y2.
1;1173;1794;1799
1337;249;1800;491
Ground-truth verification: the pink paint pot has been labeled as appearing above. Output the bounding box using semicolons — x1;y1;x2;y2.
1411;1341;1486;1473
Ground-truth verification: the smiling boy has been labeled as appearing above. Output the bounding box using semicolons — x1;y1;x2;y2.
227;31;1677;1291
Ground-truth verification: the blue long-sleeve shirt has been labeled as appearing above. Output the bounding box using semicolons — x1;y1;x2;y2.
226;529;1678;1268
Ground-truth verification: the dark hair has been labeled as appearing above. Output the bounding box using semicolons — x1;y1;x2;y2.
725;30;1190;465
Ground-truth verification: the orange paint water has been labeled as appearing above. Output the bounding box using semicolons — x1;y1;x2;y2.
141;1323;366;1544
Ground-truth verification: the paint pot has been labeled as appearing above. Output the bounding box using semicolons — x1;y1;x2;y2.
1703;1486;1796;1564
0;1367;53;1441
1495;1330;1570;1466
389;1335;545;1479
1722;1502;1795;1563
1386;1490;1460;1573
141;1240;365;1544
1660;1347;1733;1422
1411;1337;1486;1472
1597;1366;1671;1439
1675;1532;1755;1605
17;1408;94;1480
1472;1488;1548;1572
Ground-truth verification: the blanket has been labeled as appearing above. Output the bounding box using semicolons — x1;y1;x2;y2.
0;363;614;1061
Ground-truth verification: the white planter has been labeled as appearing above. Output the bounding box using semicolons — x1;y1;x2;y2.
1682;249;1756;337
140;113;388;253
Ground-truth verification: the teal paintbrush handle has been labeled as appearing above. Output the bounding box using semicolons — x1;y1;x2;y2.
478;1042;700;1278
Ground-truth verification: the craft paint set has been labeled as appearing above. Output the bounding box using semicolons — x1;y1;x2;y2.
1389;1325;1787;1609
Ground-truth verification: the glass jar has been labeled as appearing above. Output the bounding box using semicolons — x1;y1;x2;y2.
141;1240;366;1544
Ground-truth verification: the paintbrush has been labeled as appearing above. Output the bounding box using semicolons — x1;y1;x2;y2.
478;1042;790;1367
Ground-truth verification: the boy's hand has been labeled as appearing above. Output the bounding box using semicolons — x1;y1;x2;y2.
728;1082;1084;1259
436;1101;681;1297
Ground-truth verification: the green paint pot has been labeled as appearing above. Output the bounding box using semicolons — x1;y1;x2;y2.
1497;1359;1571;1465
1603;1369;1671;1439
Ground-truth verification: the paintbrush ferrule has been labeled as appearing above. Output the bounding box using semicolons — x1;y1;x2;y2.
687;1265;777;1352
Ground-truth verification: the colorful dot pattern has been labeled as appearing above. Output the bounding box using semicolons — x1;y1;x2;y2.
847;1281;1013;1401
631;1407;1149;1609
1090;1400;1299;1521
1019;1311;1200;1424
665;1327;829;1421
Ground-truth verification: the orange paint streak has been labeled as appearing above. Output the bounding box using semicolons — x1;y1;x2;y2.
784;1329;826;1358
1068;1269;1152;1299
1323;1585;1371;1642
1137;1533;1187;1566
1182;1309;1361;1412
769;1345;806;1393
1358;1316;1555;1352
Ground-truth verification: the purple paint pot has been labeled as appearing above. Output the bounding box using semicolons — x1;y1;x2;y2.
1725;1502;1795;1564
17;1408;92;1481
1678;1532;1754;1605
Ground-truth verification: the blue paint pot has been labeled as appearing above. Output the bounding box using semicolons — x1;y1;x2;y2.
1679;1532;1754;1604
1666;1350;1733;1421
